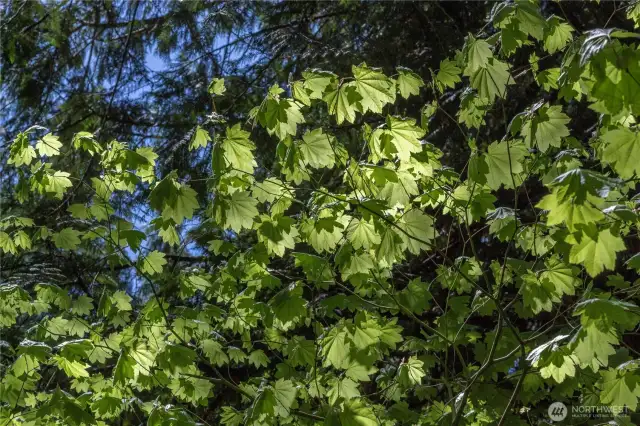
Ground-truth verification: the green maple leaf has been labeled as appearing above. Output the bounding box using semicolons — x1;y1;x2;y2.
521;272;557;314
252;178;289;203
344;359;377;382
458;90;490;129
376;227;403;266
539;257;581;297
398;209;434;254
298;128;335;169
246;386;276;421
569;228;625;277
114;352;134;385
398;279;432;314
88;343;113;364
629;2;640;26
396;67;424;98
300;216;345;253
535;67;561;91
0;231;17;254
341;252;374;282
270;285;306;327
346;218;381;250
53;228;82;250
272;379;297;417
587;44;640;115
528;338;578;383
258;216;298;257
384;116;425;161
339;399;378;426
470;58;514;101
421;100;437;130
54;355;90;378
599;369;640;410
71;296;93;316
302;69;337;98
149;172;199;224
574;298;639;330
543;16;574;54
500;21;527;56
293;252;332;284
188;378;214;404
8;132;37;166
601;126;640;179
351;321;382;349
72;131;102;155
248;349;269;368
464;36;493;75
47;388;95;425
259;97;305;140
327;377;360;404
279;144;311;184
111;290;132;311
141;250;167;275
514;1;546;39
9;230;29;252
45;171;73;199
222;123;256;173
322;327;350;369
324;82;362;124
352;63;395;114
130;342;155;376
438;258;482;295
435;59;461;91
189;126;211;150
135;146;158;183
43;317;69;339
448;184;496;224
378;169;419;208
67;318;90;336
18;340;51;360
157;343;197;373
286;336;315;367
90;203;113;221
572;324;618;369
13;217;34;227
202;339;229;367
36;133;62;157
208;77;226;96
627;253;640;272
220;407;243;426
67;203;89;219
169;376;212;405
181;274;210;295
291;79;311;106
536;190;604;231
148;407;195;426
521;104;570;152
91;396;123;419
483;140;527;190
165;184;199;224
539;352;577;383
120;229;146;251
12;354;40;377
398;356;425;387
216;191;258;232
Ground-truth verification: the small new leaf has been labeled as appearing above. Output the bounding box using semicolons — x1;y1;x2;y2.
141;250;167;275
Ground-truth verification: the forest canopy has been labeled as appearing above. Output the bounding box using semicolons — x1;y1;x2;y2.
2;1;640;425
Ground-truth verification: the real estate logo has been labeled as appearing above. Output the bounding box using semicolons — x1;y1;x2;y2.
548;402;568;421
